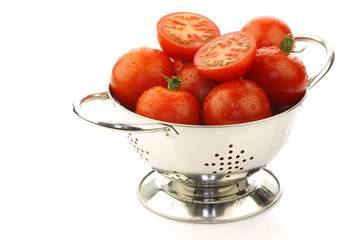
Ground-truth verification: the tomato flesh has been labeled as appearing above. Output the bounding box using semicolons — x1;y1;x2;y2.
194;31;256;81
157;12;220;62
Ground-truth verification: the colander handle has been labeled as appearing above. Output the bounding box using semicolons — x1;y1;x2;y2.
73;91;179;137
294;35;335;89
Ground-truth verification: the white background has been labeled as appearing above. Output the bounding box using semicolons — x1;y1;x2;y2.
1;0;359;239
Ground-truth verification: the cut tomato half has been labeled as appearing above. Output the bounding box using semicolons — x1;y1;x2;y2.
194;31;257;82
157;12;220;62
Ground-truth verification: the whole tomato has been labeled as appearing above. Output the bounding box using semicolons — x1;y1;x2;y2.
245;44;308;109
110;47;174;111
136;76;202;125
241;16;293;49
177;62;218;104
203;79;271;125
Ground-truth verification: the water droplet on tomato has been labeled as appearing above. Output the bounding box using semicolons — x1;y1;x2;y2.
176;114;182;121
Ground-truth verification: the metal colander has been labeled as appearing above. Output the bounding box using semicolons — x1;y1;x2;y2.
73;35;334;223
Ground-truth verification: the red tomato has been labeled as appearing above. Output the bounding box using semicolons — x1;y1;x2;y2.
174;60;185;73
245;46;308;109
241;16;293;49
177;62;218;104
194;31;257;82
110;47;174;111
203;79;271;125
136;86;202;125
157;12;221;62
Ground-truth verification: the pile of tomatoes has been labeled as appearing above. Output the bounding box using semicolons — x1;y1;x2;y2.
110;12;308;125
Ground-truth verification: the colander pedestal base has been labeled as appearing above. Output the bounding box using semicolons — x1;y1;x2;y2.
137;168;281;223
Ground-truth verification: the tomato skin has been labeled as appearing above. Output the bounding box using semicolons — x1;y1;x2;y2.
136;86;202;125
174;60;185;73
177;62;218;104
241;16;293;49
157;12;221;62
245;46;308;109
203;79;271;125
110;47;174;111
194;31;257;82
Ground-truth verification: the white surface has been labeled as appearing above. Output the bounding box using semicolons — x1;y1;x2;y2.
0;0;359;239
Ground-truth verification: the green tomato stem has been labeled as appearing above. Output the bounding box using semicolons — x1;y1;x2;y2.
280;34;295;55
161;74;183;91
280;34;307;55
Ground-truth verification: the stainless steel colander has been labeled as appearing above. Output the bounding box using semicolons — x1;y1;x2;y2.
73;35;334;223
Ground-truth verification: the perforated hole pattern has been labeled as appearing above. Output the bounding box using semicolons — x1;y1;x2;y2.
204;144;254;178
127;133;254;184
127;133;150;162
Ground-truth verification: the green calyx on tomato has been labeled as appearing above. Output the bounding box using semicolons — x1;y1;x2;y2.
280;34;306;55
112;12;311;125
245;45;308;109
161;74;184;91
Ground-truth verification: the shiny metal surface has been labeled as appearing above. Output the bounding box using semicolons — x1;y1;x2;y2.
295;35;335;89
72;92;179;137
72;35;335;222
137;169;281;223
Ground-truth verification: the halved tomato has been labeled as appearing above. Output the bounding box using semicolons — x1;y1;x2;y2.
193;31;257;82
157;12;221;62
